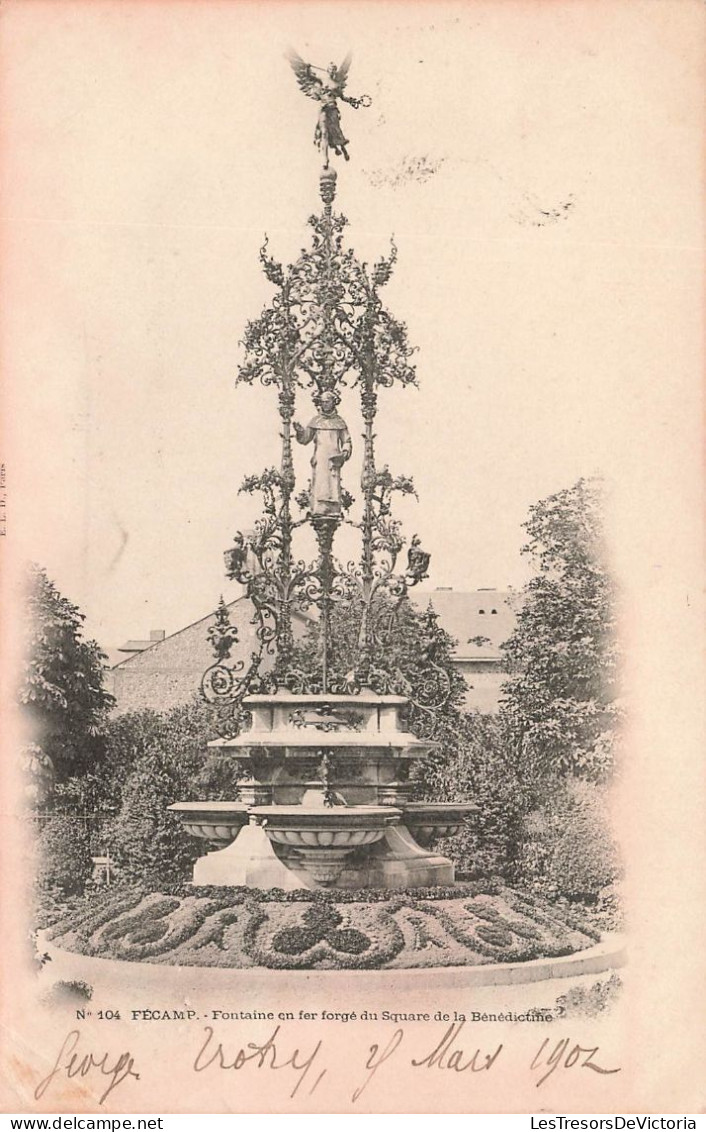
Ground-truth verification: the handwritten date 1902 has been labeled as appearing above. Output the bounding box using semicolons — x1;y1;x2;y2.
530;1037;621;1088
408;1022;619;1091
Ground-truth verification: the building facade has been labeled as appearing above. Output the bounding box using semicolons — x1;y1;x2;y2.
107;589;516;716
416;589;517;713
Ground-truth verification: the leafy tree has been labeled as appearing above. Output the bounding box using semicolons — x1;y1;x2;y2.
19;564;114;789
500;478;620;782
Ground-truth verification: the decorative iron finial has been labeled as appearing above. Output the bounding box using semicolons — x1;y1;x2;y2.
319;169;337;206
207;597;239;662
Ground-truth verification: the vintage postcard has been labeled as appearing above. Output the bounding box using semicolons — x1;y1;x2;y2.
1;0;704;1116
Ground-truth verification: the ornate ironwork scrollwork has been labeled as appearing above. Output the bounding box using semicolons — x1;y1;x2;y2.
201;661;244;703
203;172;439;705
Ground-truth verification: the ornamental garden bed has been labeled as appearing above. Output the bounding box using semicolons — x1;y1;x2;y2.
40;882;601;971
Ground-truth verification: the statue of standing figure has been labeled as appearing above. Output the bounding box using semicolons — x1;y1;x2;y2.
286;49;370;168
294;391;352;518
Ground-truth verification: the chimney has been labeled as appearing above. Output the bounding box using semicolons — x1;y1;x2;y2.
150;629;166;642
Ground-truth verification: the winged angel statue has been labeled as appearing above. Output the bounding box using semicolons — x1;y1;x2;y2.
286;49;371;168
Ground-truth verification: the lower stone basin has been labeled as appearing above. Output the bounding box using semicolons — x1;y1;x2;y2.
266;826;383;849
250;803;401;885
402;802;478;847
168;802;249;848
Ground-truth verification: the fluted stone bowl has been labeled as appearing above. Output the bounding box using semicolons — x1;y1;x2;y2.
250;804;401;885
265;827;383;850
168;801;250;848
402;802;478;847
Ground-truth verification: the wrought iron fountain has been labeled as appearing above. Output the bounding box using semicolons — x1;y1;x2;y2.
169;55;476;889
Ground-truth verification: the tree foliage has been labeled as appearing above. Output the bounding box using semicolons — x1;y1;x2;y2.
19;564;114;787
514;778;619;900
500;478;620;782
106;752;198;887
418;712;531;881
105;700;219;886
37;814;94;897
293;594;469;739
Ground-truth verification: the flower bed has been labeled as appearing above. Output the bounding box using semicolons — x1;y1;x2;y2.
43;882;600;971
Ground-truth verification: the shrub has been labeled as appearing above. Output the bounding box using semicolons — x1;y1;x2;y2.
160;880;501;904
538;974;623;1021
37;815;93;896
105;752;200;887
42;980;93;1009
516;779;619;901
101;698;241;887
415;712;532;881
101;699;220;812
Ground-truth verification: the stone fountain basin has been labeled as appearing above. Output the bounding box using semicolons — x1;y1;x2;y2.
250;805;401;850
168;801;249;846
402;802;478;845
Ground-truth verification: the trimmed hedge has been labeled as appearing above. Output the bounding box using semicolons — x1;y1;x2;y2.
158;880;502;904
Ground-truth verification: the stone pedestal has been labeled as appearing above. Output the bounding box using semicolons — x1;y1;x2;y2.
193;823;305;890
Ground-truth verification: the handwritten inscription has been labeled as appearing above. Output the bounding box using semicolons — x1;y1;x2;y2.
193;1024;326;1099
352;1028;404;1102
34;1030;140;1106
190;1022;620;1104
530;1037;621;1088
411;1021;504;1073
33;1023;620;1108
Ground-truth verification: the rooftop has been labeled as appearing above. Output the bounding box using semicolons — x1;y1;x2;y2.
411;588;516;660
107;589;518;670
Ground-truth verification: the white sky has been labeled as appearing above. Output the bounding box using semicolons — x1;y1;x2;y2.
2;0;702;651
